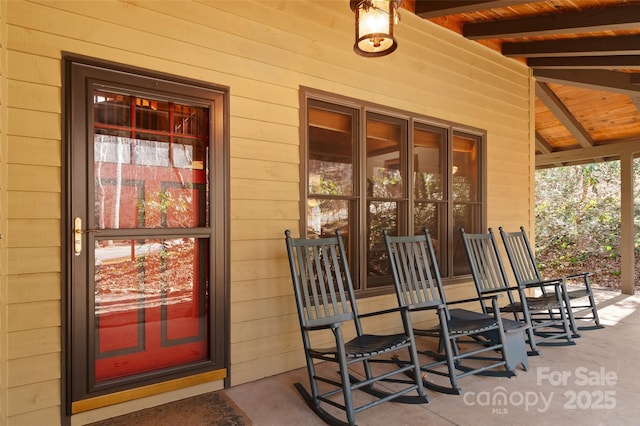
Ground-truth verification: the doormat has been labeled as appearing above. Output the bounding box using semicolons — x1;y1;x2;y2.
88;390;253;426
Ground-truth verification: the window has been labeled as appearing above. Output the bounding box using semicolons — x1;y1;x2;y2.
304;92;484;293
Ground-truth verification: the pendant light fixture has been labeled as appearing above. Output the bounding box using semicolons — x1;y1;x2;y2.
350;0;401;57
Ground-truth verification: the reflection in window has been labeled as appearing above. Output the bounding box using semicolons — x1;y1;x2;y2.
305;94;484;293
93;91;209;230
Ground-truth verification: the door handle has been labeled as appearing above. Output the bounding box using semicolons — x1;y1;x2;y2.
74;217;82;256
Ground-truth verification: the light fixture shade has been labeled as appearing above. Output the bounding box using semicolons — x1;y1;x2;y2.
350;0;401;57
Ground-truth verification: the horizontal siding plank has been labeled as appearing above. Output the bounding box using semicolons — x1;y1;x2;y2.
231;296;296;324
7;164;60;192
231;332;300;364
6;219;60;248
230;179;299;201
231;277;292;303
9;353;60;387
7;191;60;219
8;247;60;275
231;258;288;283
231;138;300;163
7;406;61;426
231;315;298;345
230;201;299;221
231;158;299;182
7;80;60;113
7;301;61;332
230;118;298;144
8;272;60;304
7;327;61;359
230;239;285;262
231;219;300;239
7;380;60;417
7;108;60;140
6;50;61;85
7;136;61;167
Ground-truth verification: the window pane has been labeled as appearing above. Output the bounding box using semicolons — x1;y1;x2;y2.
93;90;209;229
414;125;445;200
94;92;131;127
307;198;350;239
368;200;398;284
135;98;170;132
414;202;448;276
366;116;403;198
453;203;482;275
308;106;354;196
453;133;479;202
94;237;209;382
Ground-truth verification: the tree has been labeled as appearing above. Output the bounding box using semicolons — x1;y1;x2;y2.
534;161;632;289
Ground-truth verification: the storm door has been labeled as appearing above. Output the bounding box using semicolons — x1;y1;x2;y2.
66;59;228;409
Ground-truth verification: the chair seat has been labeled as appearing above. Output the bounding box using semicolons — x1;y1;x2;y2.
567;288;589;299
309;333;410;359
502;297;561;312
447;316;499;335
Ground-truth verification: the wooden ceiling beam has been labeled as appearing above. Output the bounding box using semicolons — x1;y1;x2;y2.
535;131;553;154
534;69;640;96
535;82;593;148
536;138;640;168
528;55;640;69
414;0;531;18
503;35;640;58
464;4;640;39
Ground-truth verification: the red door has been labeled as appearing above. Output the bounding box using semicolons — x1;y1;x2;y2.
68;60;227;404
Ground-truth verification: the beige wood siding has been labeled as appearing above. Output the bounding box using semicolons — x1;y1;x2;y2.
0;1;533;424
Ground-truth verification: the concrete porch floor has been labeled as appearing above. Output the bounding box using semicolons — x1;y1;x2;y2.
225;289;640;425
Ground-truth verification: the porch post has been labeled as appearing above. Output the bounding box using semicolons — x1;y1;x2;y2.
620;153;634;295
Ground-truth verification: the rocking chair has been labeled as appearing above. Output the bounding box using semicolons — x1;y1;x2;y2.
284;230;428;426
384;230;528;395
460;228;575;355
499;226;602;334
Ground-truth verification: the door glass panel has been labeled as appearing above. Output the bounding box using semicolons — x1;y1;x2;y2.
94;93;209;230
91;89;211;385
94;237;209;382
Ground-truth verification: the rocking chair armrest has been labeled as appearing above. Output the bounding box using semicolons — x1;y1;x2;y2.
303;312;353;331
565;271;592;280
358;306;407;319
522;278;564;289
303;322;343;331
402;302;445;313
482;286;520;295
445;294;502;306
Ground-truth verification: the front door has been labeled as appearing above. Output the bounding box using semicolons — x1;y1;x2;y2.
66;58;228;409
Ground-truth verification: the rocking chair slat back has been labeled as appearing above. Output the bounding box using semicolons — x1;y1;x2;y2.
463;231;512;297
385;234;441;309
285;230;355;329
500;226;541;285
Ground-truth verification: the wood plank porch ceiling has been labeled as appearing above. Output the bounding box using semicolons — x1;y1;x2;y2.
403;0;640;168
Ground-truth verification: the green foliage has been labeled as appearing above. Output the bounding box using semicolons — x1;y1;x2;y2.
535;160;640;286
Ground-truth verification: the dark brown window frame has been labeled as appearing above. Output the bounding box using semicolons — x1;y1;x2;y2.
62;54;230;417
300;87;486;296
